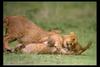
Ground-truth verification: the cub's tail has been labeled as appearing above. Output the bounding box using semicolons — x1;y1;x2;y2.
77;41;92;55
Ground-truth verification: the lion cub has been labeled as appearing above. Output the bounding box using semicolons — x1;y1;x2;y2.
3;16;49;52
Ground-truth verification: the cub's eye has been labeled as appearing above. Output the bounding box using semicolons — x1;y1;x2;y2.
70;43;72;45
72;38;75;41
66;43;69;46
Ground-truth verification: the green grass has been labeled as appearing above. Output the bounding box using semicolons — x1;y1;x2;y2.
3;53;96;65
3;2;96;65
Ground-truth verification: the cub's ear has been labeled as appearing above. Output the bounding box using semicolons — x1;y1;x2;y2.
70;32;77;39
70;32;76;35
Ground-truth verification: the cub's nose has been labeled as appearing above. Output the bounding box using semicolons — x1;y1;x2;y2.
66;43;72;50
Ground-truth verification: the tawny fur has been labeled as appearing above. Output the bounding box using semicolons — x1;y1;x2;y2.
14;43;57;54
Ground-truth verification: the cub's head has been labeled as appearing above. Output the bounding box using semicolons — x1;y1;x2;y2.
63;32;78;50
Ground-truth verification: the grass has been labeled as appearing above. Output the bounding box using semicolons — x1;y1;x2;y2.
3;53;96;65
3;2;96;65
